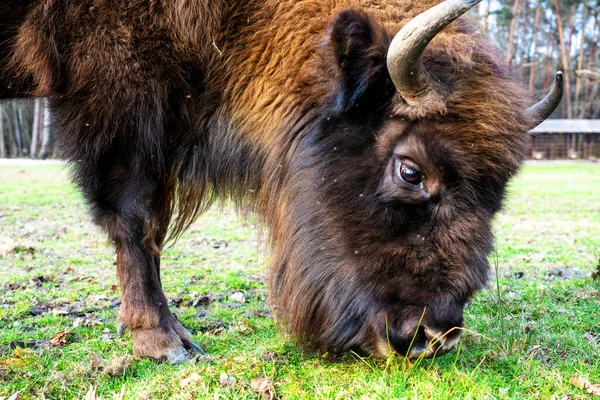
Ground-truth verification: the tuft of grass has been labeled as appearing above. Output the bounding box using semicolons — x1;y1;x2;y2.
0;163;599;399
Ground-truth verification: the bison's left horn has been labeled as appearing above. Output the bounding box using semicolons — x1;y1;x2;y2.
527;71;564;128
386;0;482;106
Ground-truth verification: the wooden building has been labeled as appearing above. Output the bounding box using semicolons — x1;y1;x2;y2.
529;119;600;160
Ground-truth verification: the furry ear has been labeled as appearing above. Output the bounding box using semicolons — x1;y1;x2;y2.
325;9;394;114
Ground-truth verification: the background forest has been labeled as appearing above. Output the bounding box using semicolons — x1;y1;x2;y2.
0;0;598;158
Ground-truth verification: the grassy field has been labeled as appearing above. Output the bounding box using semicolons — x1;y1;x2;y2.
0;163;599;399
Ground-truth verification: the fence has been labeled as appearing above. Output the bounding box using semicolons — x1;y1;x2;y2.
528;119;600;160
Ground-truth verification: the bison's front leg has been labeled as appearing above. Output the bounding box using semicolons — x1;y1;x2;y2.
84;160;203;364
114;222;204;364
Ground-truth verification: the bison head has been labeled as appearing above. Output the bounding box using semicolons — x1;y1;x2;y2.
268;0;562;359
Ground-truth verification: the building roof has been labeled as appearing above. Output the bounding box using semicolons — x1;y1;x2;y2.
530;119;600;134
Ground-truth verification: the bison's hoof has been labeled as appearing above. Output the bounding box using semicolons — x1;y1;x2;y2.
166;347;190;365
166;340;205;365
127;314;205;364
116;321;127;336
187;340;206;355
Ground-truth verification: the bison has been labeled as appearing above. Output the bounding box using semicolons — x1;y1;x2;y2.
1;0;562;364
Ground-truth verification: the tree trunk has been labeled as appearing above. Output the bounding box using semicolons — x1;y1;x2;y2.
573;9;588;118
584;13;598;117
566;5;579;53
543;32;557;91
553;0;573;119
481;0;491;35
505;0;521;66
11;103;23;157
565;3;581;118
518;2;529;82
30;99;42;158
528;0;542;91
39;99;53;159
3;105;17;157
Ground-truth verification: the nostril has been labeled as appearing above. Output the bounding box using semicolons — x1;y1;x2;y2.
409;325;428;349
424;327;444;346
381;320;429;357
423;326;462;354
405;325;430;357
403;325;430;358
405;326;462;358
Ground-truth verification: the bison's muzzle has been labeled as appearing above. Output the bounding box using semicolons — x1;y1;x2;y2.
370;300;464;359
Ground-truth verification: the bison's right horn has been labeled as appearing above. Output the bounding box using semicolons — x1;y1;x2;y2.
386;0;482;106
526;72;564;128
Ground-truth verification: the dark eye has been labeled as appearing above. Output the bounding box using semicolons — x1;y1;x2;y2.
397;162;423;186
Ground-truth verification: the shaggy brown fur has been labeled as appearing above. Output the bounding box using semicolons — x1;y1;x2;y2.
2;0;534;360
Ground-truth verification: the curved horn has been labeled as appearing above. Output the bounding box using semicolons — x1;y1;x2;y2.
387;0;482;106
527;72;564;127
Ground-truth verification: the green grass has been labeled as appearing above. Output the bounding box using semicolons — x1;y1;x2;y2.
1;163;599;399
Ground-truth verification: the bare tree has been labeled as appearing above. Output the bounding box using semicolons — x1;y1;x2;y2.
39;99;53;159
30;98;42;158
481;0;491;34
553;0;573;118
528;0;542;91
505;0;521;65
